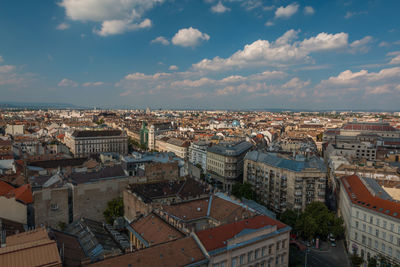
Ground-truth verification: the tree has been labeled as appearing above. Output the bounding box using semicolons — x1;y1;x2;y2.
280;209;298;228
103;197;124;225
351;254;364;267
296;214;318;240
232;182;257;201
330;216;345;238
367;257;377;267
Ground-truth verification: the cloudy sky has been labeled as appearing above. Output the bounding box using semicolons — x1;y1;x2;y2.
1;0;400;110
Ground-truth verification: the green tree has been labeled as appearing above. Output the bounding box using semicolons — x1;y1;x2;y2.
280;209;298;228
232;182;257;201
330;216;345;238
351;254;364;267
296;214;318;240
103;197;124;225
367;257;377;267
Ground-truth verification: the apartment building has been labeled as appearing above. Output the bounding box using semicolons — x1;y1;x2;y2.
244;151;327;213
189;141;210;171
155;137;190;159
195;215;291;267
206;141;253;191
338;175;400;265
65;129;128;157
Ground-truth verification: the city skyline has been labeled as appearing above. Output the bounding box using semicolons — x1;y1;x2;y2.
1;0;400;109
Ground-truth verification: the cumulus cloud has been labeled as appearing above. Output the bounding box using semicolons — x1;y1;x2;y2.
275;3;299;19
94;18;151;36
58;78;78;87
59;0;162;36
349;36;373;53
388;51;400;65
0;65;16;73
282;77;310;89
192;30;351;71
304;6;314;15
172;27;210;47
169;65;178;71
82;81;104;87
151;36;169;45
56;22;70;30
315;67;400;97
211;2;230;13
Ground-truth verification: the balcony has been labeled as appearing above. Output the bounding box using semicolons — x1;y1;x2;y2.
295;191;302;196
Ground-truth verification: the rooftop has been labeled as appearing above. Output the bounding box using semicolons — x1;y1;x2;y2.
88;236;205;267
341;175;400;220
245;151;327;173
207;141;252;156
129;212;185;246
196;215;288;252
72;129;123;138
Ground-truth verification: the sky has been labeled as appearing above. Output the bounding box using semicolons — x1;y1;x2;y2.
0;0;400;110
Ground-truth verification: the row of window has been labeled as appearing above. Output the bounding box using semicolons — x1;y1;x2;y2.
354;233;400;260
214;253;287;267
354;211;400;234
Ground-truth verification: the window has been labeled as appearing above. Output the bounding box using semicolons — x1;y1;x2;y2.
275;256;279;265
248;252;253;263
363;224;366;231
232;258;237;267
368;238;371;247
368;226;372;234
269;245;273;254
370;216;373;224
390;223;394;232
377;218;380;226
363;213;366;221
382;232;386;240
376;229;379;237
262;247;266;256
355;221;359;228
381;243;385;253
383;221;387;229
281;254;285;264
362;235;366;245
390;234;393;243
375;241;378;249
356;211;359;218
240;255;244;265
255;249;260;259
276;241;280;250
388;247;392;256
221;262;226;267
282;240;286;249
355;232;358;240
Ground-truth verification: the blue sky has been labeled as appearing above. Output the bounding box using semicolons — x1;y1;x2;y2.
0;0;400;110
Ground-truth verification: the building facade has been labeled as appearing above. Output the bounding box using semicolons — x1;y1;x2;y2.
65;129;128;157
244;151;327;213
206;141;253;191
189;141;210;171
338;175;400;265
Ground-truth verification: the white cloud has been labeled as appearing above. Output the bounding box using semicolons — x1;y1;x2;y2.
94;18;151;36
275;3;299;19
304;6;315;15
379;41;390;47
82;81;104;87
125;72;170;80
282;77;310;88
349;36;373;53
389;54;400;65
56;22;70;30
172;27;210;47
211;2;230;13
345;11;367;19
59;0;162;36
58;78;78;87
193;30;350;71
0;65;16;73
169;65;178;71
151;36;169;45
265;21;274;27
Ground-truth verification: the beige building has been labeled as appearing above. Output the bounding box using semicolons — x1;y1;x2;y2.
244;151;327;213
65;129;128;157
155;137;189;159
195;215;291;267
206;141;253;191
338;175;400;265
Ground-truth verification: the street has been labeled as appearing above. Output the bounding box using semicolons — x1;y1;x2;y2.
290;240;350;267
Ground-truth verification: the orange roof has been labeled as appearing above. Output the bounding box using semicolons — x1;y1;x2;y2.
341;175;400;220
130;213;185;245
12;184;33;204
0;228;61;267
0;181;15;196
0;182;33;204
196;215;287;252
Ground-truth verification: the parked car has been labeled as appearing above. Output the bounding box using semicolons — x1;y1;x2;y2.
329;233;336;242
331;242;336;247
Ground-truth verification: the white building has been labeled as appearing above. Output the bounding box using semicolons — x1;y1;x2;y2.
338;175;400;265
188;141;210;171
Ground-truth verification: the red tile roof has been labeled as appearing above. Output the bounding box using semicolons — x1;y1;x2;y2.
196;215;287;252
88;236;205;267
0;182;33;204
341;175;400;219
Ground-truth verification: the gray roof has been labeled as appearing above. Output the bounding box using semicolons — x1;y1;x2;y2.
245;151;327;173
363;178;393;201
207;141;252;156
